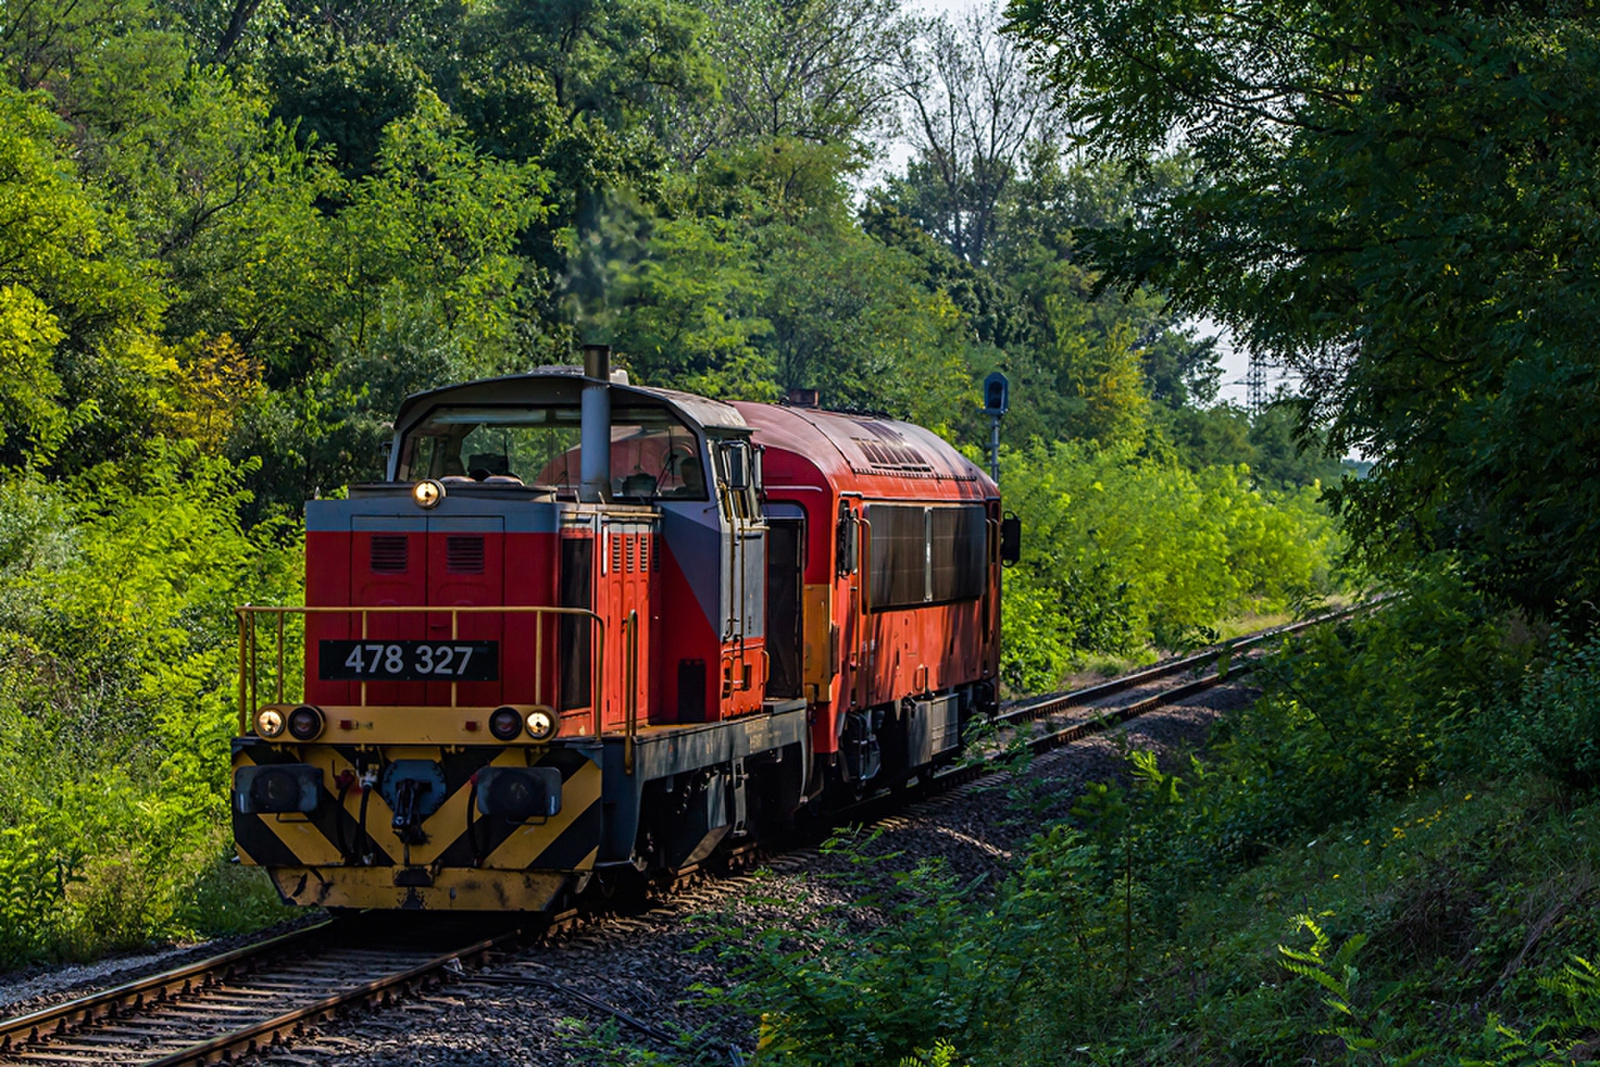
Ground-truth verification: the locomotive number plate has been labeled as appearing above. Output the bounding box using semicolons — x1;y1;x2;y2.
318;640;499;681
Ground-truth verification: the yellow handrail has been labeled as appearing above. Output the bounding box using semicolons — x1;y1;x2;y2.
234;604;606;740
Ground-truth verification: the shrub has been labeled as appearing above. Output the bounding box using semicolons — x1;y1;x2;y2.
1194;565;1526;863
0;445;299;964
705;827;1128;1066
998;440;1344;691
1496;631;1600;790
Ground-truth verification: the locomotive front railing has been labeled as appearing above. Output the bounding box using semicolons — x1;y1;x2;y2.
234;605;608;739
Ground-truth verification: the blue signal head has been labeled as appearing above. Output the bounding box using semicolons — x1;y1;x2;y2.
982;371;1009;415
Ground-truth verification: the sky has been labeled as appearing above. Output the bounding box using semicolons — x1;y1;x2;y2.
887;0;1267;408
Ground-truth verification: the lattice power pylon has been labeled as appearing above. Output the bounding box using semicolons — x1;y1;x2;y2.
1245;356;1269;415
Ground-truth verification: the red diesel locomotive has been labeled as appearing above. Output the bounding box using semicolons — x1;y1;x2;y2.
231;347;1013;910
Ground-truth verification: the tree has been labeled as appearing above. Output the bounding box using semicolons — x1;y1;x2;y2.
1009;0;1600;615
264;26;430;178
472;0;714;135
888;4;1059;266
0;84;166;468
989;153;1218;411
336;91;548;358
666;0;908;160
757;225;973;428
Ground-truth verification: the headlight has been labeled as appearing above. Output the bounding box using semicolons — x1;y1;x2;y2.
413;479;445;509
525;706;558;742
256;707;285;738
287;704;325;741
236;764;322;814
489;706;523;741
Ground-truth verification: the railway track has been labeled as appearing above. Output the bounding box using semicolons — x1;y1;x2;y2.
0;607;1358;1066
833;604;1363;820
987;603;1360;757
0;918;523;1066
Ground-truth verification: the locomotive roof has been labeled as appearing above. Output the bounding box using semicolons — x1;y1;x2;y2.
733;401;995;493
392;369;752;437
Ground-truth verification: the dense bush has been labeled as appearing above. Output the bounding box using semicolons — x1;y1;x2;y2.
999;441;1344;691
706;828;1125;1067
0;448;298;963
1192;566;1529;862
1495;631;1600;790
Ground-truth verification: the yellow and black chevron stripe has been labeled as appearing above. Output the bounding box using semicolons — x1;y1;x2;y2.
232;738;602;911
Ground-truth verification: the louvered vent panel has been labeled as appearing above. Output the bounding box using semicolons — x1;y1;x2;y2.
370;535;408;574
446;535;485;574
850;436;935;475
611;534;622;573
626;536;636;573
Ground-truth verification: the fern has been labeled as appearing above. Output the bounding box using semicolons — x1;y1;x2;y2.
1278;915;1431;1065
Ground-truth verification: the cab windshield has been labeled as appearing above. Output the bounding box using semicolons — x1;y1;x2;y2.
397;404;706;500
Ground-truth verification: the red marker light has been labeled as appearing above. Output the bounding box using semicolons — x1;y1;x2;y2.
464;720;480;732
339;719;355;731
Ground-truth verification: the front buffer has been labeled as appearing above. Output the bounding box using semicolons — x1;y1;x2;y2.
232;737;603;910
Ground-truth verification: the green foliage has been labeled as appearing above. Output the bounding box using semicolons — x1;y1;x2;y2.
1494;630;1600;791
481;0;715;134
712;592;1600;1067
0;284;68;456
1198;569;1525;861
998;440;1342;690
1278;916;1430;1065
265;24;430;178
564;192;775;399
1008;0;1600;619
758;225;973;426
0;449;298;962
0;82;165;466
682;0;906;154
708;826;1119;1066
338;91;549;356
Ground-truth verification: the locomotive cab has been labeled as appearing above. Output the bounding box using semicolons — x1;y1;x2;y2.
231;352;803;911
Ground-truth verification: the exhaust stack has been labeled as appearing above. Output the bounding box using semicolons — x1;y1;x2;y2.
580;344;612;502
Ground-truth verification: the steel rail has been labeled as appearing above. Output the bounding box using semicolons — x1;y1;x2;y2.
0;922;522;1067
1016;663;1257;758
995;602;1366;729
141;930;519;1067
0;921;334;1053
834;603;1371;823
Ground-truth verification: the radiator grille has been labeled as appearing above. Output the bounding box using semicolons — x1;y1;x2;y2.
446;535;485;574
370;535;408;574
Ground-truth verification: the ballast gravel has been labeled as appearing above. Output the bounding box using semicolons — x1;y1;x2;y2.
246;680;1256;1067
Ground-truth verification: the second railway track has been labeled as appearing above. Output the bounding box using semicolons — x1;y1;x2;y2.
0;919;520;1066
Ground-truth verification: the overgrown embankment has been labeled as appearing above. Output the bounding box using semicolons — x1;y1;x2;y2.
719;575;1600;1065
0;451;299;964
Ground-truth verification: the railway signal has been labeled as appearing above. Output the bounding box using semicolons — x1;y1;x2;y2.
982;371;1008;483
